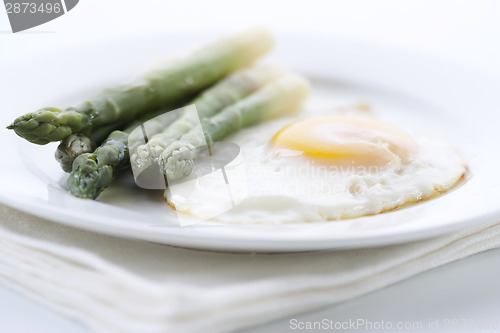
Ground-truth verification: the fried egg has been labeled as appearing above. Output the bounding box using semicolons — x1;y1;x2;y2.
165;104;467;224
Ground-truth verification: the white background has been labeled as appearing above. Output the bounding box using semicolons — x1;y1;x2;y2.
1;0;500;76
1;1;499;332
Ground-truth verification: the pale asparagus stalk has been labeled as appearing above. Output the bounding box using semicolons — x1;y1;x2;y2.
8;28;274;144
130;63;286;176
160;74;310;181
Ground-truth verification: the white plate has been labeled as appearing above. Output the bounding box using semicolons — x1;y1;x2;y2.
1;32;500;252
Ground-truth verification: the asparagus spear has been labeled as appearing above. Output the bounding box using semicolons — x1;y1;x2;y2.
55;123;122;173
7;28;274;145
160;74;310;181
130;63;285;176
55;96;192;173
67;131;129;199
55;134;95;173
67;106;183;199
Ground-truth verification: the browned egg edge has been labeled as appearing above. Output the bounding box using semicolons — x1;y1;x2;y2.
162;168;469;224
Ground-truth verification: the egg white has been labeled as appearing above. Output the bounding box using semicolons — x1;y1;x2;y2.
165;101;467;224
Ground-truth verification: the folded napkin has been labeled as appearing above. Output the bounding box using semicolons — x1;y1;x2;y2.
1;203;500;333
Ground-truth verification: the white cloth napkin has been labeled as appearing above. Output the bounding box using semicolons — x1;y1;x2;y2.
1;203;500;333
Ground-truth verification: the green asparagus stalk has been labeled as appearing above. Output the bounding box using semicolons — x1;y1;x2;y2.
160;74;310;181
55;123;122;173
130;63;285;176
7;28;274;145
67;131;129;199
55;96;192;173
55;134;95;173
66;105;184;199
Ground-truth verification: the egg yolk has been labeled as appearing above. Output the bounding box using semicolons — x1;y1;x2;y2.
271;116;417;167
